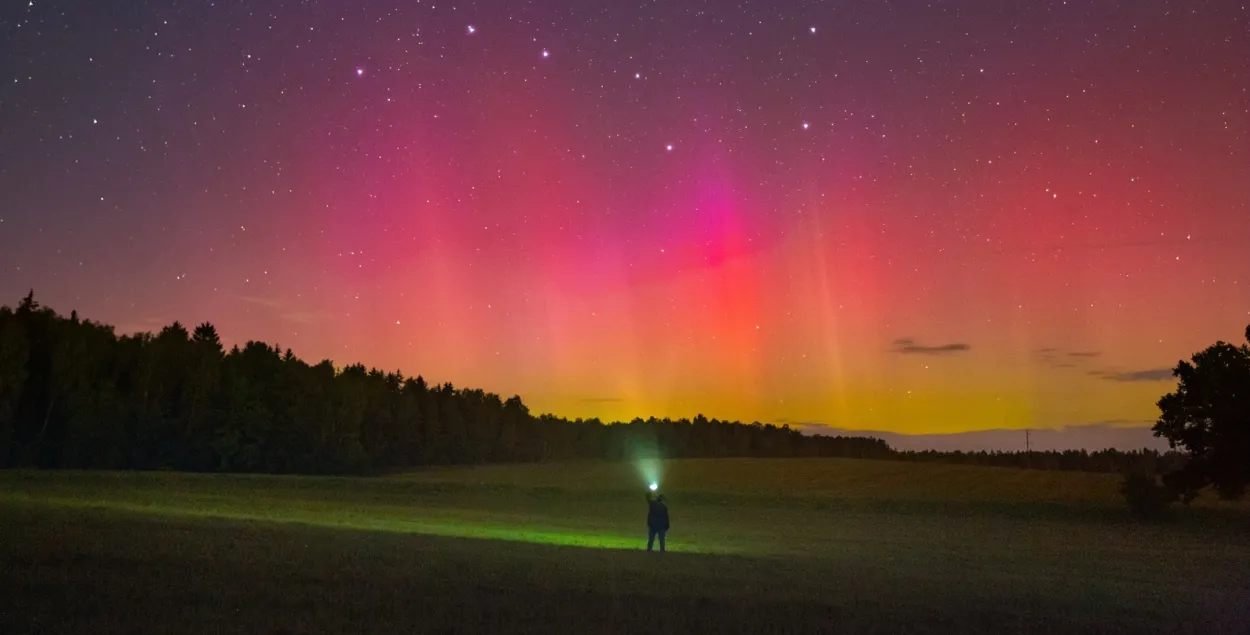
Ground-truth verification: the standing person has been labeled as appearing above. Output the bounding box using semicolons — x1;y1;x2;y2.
646;491;670;552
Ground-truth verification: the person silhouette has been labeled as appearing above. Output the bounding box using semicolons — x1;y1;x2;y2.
646;491;669;552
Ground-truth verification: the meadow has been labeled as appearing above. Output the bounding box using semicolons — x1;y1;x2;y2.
2;458;1248;634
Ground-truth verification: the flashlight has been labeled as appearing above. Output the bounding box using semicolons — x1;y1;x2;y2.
648;482;658;491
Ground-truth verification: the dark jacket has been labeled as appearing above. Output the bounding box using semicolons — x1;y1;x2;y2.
646;495;670;531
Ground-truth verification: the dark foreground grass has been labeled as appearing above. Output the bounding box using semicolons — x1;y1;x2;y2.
2;461;1249;634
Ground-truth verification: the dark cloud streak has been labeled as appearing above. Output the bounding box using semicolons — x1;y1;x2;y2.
1097;368;1175;382
891;338;971;355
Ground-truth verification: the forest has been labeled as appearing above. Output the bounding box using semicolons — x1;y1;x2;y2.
0;292;1174;475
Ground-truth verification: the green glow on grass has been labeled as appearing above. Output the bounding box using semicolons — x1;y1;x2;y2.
1;492;724;554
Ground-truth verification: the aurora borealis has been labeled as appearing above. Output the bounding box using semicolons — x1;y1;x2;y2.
1;0;1247;443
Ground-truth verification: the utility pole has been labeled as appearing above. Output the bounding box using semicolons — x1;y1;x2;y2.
1025;429;1031;469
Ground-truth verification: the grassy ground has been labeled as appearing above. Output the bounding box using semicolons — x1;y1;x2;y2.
2;459;1248;634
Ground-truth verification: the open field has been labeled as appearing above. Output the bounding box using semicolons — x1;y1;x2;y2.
3;459;1249;634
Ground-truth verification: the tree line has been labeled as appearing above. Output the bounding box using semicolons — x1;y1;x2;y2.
3;292;1232;483
895;448;1185;475
0;293;890;474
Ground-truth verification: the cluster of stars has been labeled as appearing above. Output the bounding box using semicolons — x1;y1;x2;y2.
0;0;1246;433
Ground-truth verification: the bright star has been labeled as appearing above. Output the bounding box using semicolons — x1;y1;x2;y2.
541;49;549;58
466;25;476;34
802;121;810;130
355;68;364;76
809;26;817;34
665;144;673;152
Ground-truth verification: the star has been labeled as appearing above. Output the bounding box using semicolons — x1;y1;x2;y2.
665;144;673;152
802;121;810;130
635;72;641;79
541;49;549;58
809;26;817;34
466;25;476;35
355;68;364;77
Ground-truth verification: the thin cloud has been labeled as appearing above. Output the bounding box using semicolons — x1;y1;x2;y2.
1098;368;1175;382
1036;347;1101;369
239;295;285;310
891;338;970;355
1087;419;1154;427
240;296;334;325
579;397;624;403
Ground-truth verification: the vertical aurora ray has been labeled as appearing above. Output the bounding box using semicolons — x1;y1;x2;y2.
1;0;1246;443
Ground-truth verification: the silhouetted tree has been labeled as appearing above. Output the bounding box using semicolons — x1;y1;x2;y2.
1153;324;1250;502
0;307;30;465
180;323;224;469
7;291;1185;477
52;318;126;468
10;291;60;466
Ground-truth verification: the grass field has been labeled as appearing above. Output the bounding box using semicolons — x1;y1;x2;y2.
2;459;1249;634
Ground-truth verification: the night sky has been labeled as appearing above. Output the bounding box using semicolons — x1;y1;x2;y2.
2;0;1247;441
